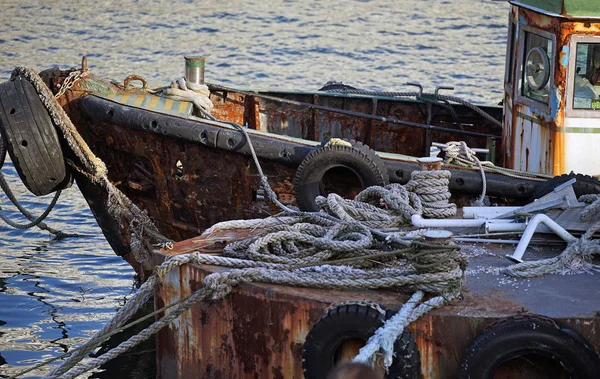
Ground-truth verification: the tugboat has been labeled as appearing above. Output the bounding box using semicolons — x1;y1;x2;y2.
0;1;599;378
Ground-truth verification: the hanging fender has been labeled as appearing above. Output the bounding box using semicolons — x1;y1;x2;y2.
293;140;389;212
0;72;71;196
302;303;420;379
459;315;600;378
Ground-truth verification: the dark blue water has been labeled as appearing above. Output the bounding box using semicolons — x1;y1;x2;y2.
0;0;509;377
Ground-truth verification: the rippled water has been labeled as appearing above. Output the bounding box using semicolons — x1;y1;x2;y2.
0;0;509;377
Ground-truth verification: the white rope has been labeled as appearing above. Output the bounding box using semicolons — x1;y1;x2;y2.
162;77;214;114
405;170;456;218
443;141;487;206
42;204;466;378
353;291;448;370
579;194;600;222
503;198;600;278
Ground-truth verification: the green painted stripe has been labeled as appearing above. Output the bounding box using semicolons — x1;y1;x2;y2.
563;126;600;133
508;101;600;134
185;58;205;68
515;111;542;126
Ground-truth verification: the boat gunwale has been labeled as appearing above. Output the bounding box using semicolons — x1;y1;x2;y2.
78;94;540;199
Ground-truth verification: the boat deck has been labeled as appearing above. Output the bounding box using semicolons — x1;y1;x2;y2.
151;225;600;378
154;226;600;318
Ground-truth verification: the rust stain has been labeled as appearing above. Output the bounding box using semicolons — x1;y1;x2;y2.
152;247;600;379
412;315;436;378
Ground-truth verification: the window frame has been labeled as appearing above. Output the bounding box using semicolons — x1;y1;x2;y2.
516;25;556;113
565;35;600;118
504;17;517;93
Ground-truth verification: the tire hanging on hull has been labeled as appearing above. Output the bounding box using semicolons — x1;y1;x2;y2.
294;140;389;212
302;304;420;379
0;75;71;196
531;172;600;202
459;315;600;378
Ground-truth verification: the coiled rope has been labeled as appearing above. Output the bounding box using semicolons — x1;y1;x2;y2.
15;69;596;378
406;169;457;218
33;199;465;378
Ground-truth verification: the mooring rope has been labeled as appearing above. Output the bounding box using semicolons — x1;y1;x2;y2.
443;140;551;187
33;185;465;378
444;141;487;205
353;290;447;368
579;194;600;222
405;170;457;218
12;67;172;267
0;124;73;236
503;197;600;278
316;185;421;227
161;77;214;114
0;173;64;233
11;66;596;378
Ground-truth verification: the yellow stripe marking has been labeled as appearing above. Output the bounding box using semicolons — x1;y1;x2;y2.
178;101;189;113
134;95;145;106
149;96;160;109
120;93;131;104
164;99;174;111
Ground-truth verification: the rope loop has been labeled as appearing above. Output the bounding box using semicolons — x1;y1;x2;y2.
444;141;487;205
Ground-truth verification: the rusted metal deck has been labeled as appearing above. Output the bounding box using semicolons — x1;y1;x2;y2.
152;228;600;378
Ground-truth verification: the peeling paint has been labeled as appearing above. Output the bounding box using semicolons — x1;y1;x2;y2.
550;86;562;120
560;45;569;67
153;230;600;379
519;16;527;25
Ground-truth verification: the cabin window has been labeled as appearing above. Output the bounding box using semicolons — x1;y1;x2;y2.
521;31;552;103
572;42;600;110
505;20;516;86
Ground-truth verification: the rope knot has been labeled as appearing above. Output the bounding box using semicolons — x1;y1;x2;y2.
443;141;487;206
444;141;477;165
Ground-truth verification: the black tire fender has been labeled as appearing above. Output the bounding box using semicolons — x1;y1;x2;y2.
302;304;420;379
0;75;71;196
531;173;600;202
459;316;600;378
294;141;389;212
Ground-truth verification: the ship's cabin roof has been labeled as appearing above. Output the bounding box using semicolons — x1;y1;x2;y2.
511;0;600;19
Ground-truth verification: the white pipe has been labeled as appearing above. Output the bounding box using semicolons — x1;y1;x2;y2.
455;238;521;244
506;214;578;263
485;222;527;233
432;141;489;154
462;206;521;219
411;214;515;228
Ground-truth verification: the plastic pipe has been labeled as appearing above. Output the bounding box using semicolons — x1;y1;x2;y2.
506;214;577;263
485;222;527;233
462;206;521;219
454;238;521;244
432;142;489;154
411;214;515;228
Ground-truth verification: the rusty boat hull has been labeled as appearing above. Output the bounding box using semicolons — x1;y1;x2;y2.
2;0;600;375
41;70;548;276
151;227;600;379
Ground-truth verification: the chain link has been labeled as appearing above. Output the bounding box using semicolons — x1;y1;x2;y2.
55;70;82;99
